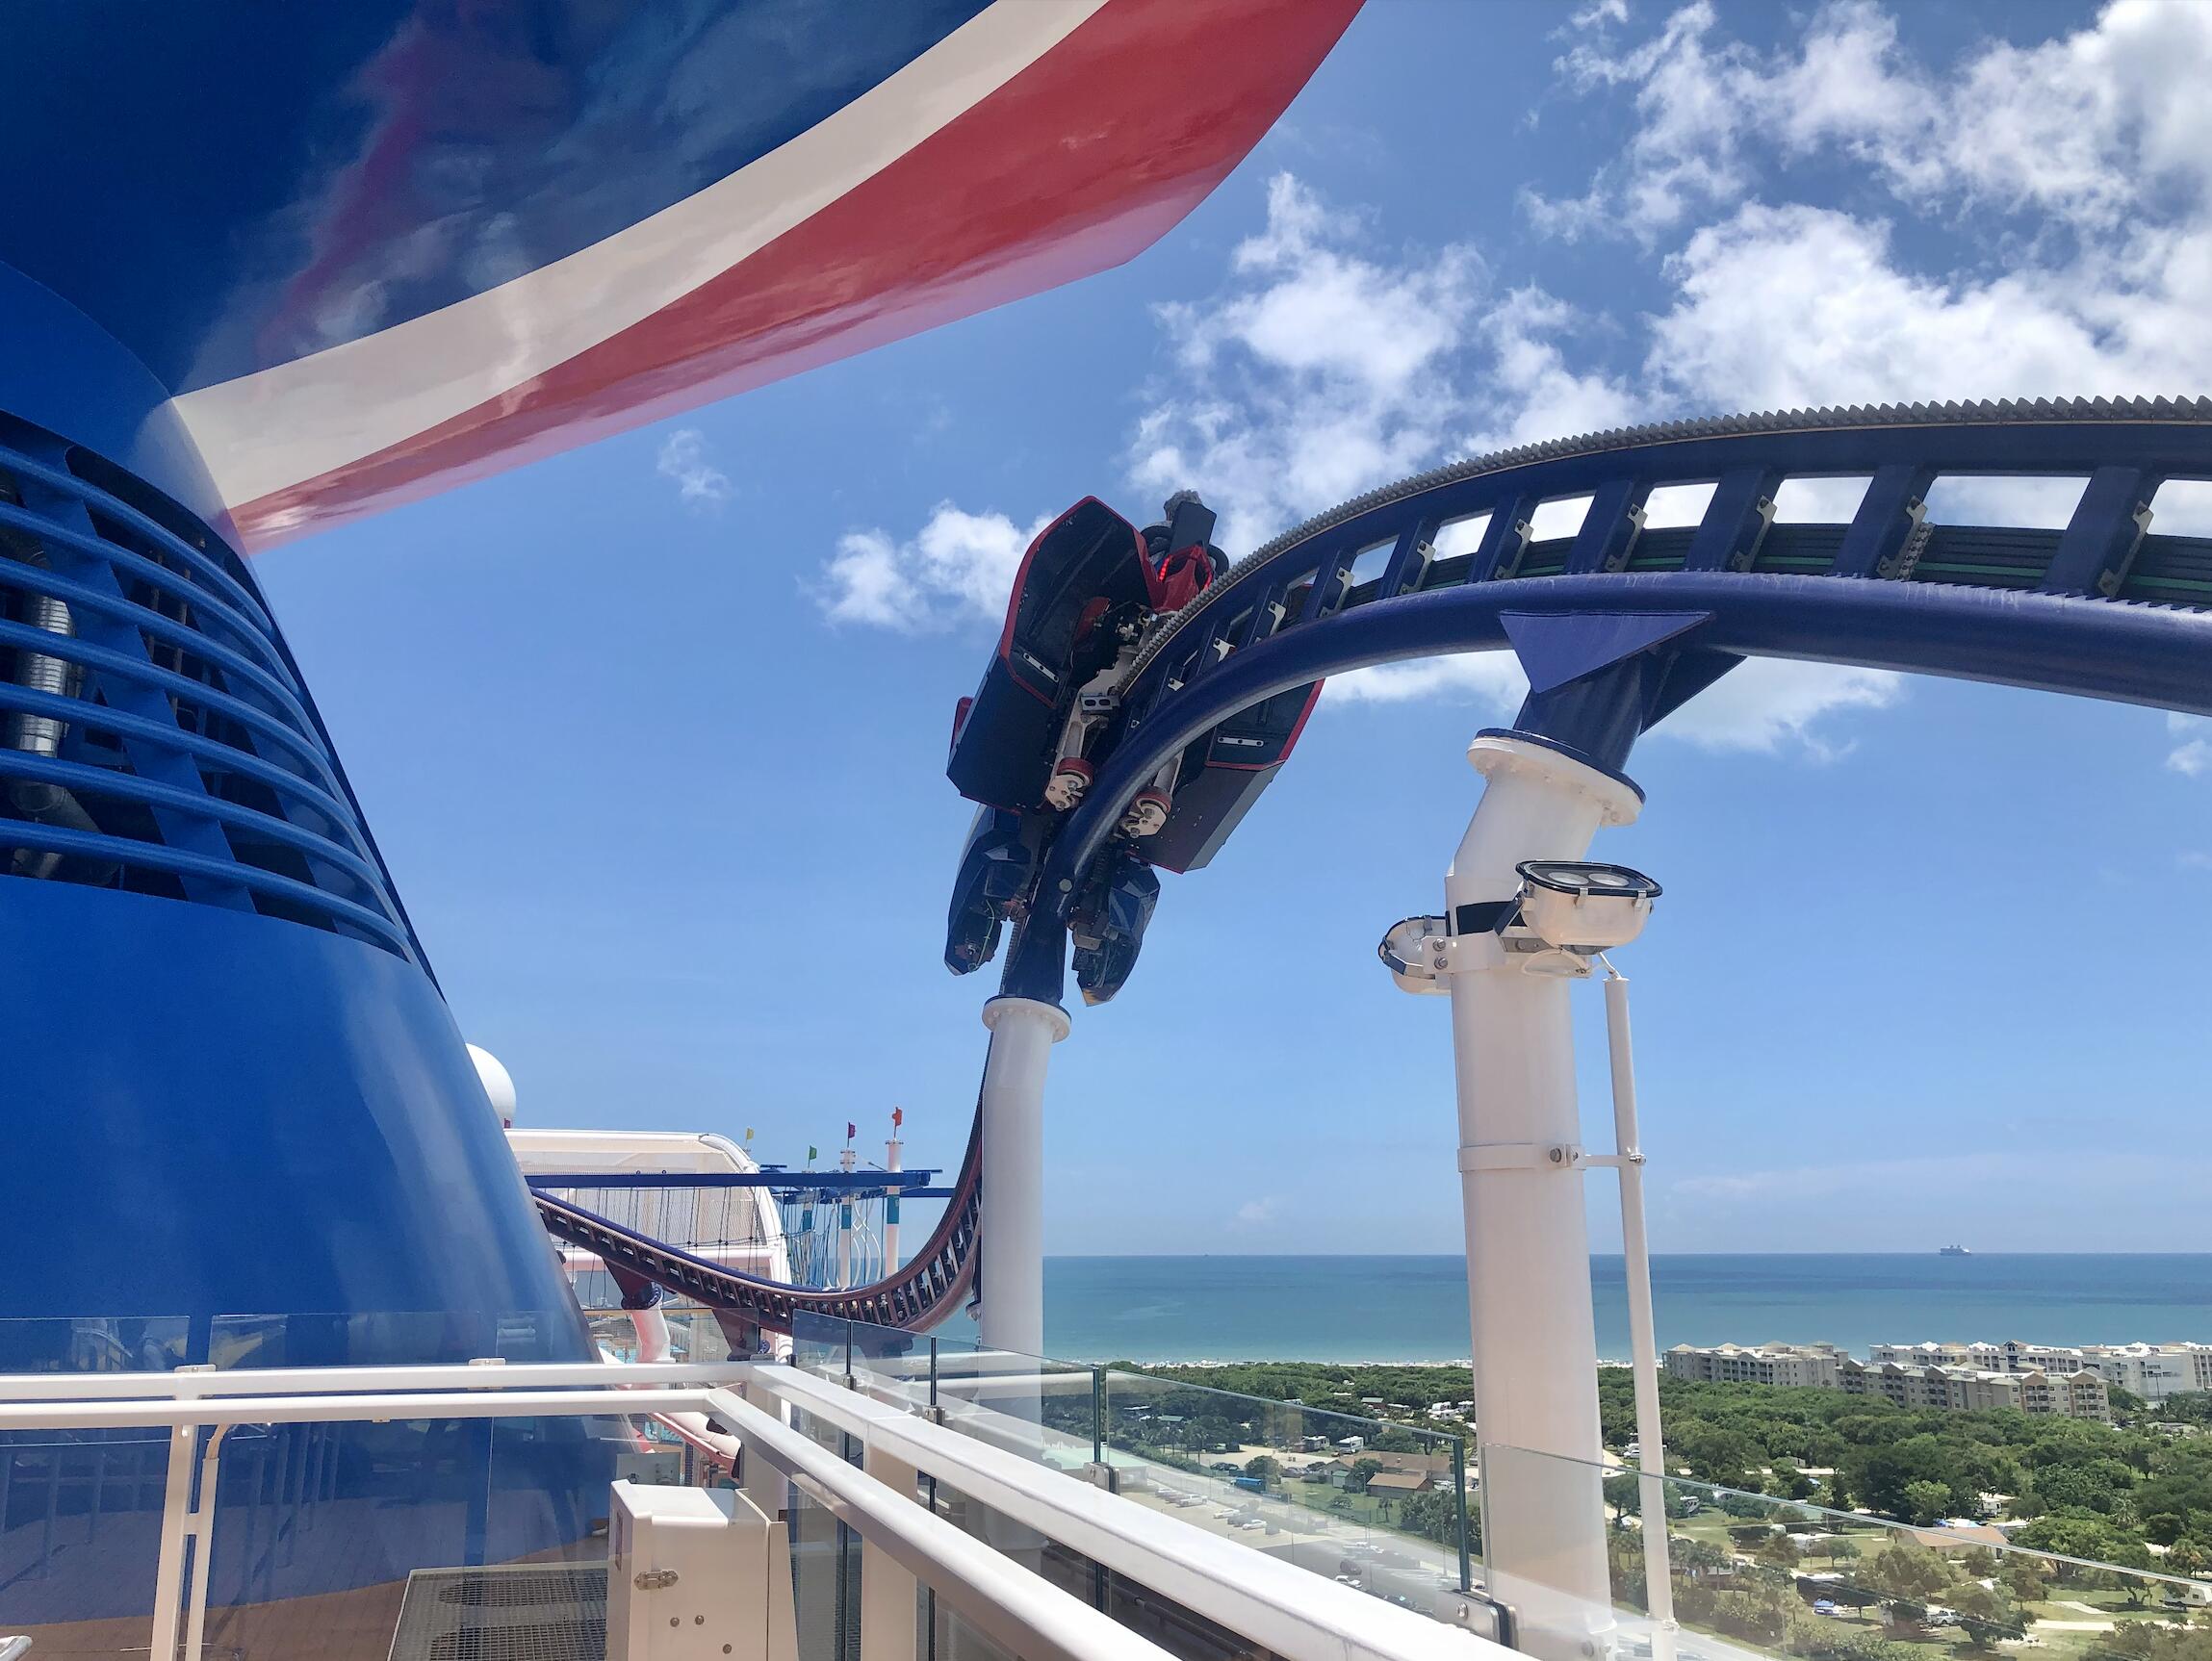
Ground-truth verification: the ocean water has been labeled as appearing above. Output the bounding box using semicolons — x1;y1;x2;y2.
1031;1254;2212;1364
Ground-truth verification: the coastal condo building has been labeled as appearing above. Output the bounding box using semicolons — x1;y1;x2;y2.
1661;1342;1849;1390
1869;1341;2212;1404
1664;1342;2115;1421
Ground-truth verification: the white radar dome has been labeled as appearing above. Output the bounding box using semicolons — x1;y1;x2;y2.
467;1043;517;1128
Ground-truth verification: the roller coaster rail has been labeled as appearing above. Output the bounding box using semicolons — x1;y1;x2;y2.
533;396;2212;1334
1032;395;2212;974
532;1115;980;1337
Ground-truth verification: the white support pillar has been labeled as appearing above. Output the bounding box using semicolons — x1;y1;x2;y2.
1606;970;1677;1661
838;1148;858;1290
148;1422;196;1661
974;996;1068;1358
1446;733;1642;1658
884;1133;904;1275
859;1444;922;1661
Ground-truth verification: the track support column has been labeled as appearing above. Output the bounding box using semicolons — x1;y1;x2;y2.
1448;732;1643;1658
975;995;1069;1356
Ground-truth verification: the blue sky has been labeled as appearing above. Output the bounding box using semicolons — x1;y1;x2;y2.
254;0;2211;1257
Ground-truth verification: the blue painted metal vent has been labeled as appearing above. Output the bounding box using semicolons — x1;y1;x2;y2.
0;416;421;963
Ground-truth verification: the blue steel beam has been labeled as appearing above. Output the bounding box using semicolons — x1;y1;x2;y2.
1051;577;2211;952
1564;477;1649;575
1833;463;1936;577
1007;399;2212;1008
527;1170;941;1191
2042;465;2156;597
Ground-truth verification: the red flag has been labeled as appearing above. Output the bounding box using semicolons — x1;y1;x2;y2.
892;1107;904;1128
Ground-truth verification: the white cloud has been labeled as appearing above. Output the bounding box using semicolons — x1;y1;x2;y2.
1529;0;2212;242
834;0;2212;769
656;428;733;507
1329;652;1528;711
1651;659;1902;758
1230;1196;1282;1228
817;503;1047;631
1131;174;1496;551
2170;713;2212;778
1520;0;2212;584
1643;201;2212;413
1328;651;1899;759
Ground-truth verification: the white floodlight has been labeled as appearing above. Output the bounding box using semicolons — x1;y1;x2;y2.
1376;914;1451;995
1512;859;1661;953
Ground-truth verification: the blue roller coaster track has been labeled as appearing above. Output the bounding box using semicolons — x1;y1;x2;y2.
535;396;2212;1334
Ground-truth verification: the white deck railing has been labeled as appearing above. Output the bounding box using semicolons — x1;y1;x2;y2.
0;1357;1512;1661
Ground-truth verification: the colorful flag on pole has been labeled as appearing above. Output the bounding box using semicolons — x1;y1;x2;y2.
807;1145;817;1162
892;1107;904;1128
846;1122;857;1141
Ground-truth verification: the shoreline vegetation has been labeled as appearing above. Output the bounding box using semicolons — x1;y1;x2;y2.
1123;1360;2212;1658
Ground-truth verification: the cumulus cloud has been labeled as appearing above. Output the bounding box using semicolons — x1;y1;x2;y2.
1652;660;1902;758
2170;713;2212;779
1130;174;1495;552
1330;653;1529;712
656;428;733;507
1530;0;2212;241
1329;650;1900;758
829;1;2211;767
817;503;1047;631
1230;1196;1282;1228
1645;201;2212;412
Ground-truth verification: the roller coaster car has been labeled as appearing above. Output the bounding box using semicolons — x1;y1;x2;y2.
944;806;1034;975
946;498;1152;811
946;495;1226;813
1070;850;1161;1007
1144;679;1324;874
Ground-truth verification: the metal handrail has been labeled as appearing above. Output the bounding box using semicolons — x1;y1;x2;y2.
0;1357;749;1401
704;1384;1172;1661
746;1364;1501;1661
0;1362;1177;1661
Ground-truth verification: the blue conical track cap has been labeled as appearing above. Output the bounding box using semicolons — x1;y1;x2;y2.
1501;610;1712;695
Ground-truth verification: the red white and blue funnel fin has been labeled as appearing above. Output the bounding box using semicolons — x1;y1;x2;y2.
0;0;1358;549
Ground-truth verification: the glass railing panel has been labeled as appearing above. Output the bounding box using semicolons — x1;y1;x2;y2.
933;1344;1097;1473
785;1402;862;1661
1482;1442;2212;1661
0;1314;193;1374
767;1313;1483;1622
1100;1366;1475;1615
788;1315;1099;1472
207;1309;586;1368
0;1407;637;1661
0;1425;175;1656
844;1318;939;1415
0;1315;192;1656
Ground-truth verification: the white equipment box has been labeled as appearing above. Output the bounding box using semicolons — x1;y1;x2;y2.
606;1480;796;1661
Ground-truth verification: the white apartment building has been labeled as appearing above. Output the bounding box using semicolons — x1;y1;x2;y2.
1868;1341;2212;1405
1663;1342;1845;1389
1839;1359;2112;1422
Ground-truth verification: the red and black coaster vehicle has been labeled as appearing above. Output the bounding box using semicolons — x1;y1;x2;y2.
942;490;1320;1001
1139;677;1323;875
946;493;1222;816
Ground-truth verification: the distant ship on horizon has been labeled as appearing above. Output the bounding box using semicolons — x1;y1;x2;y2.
1939;1243;1972;1256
